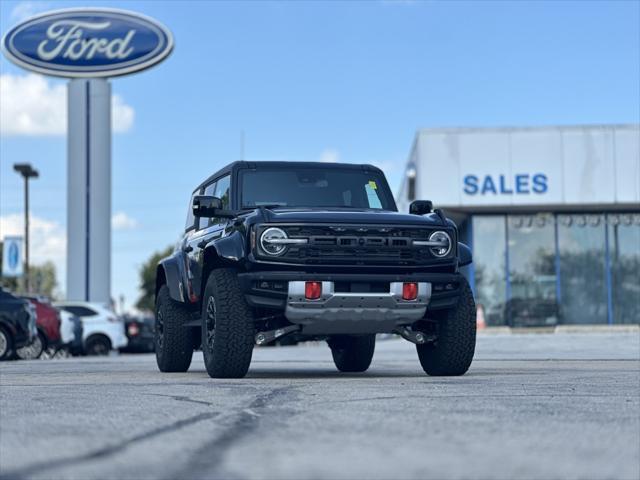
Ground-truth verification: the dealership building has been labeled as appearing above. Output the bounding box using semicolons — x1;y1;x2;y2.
398;125;640;326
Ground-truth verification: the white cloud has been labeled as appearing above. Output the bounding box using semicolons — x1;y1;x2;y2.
111;212;138;230
319;149;340;163
10;1;52;22
0;74;134;136
111;96;135;133
1;214;66;290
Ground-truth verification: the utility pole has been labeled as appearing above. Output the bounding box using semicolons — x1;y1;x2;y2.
13;163;39;293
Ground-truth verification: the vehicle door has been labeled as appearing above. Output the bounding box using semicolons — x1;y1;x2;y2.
180;188;205;304
188;175;232;303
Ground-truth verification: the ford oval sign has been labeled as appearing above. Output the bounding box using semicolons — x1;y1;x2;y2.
1;8;173;78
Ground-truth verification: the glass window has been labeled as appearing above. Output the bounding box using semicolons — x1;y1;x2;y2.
204;176;232;227
558;214;607;324
364;183;382;209
214;176;231;209
62;306;97;317
198;182;217;229
472;216;506;326
609;214;640;324
507;214;558;327
203;183;216;196
240;168;395;211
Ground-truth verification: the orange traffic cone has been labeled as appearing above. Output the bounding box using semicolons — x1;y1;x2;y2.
476;304;486;330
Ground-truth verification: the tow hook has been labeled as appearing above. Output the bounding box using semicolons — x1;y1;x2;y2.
394;327;431;345
255;325;301;345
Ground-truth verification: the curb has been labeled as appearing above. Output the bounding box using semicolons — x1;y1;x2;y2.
554;325;640;334
477;325;640;334
477;327;512;335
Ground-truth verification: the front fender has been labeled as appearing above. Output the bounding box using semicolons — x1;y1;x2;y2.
207;230;246;264
458;242;472;267
198;231;247;300
157;256;185;303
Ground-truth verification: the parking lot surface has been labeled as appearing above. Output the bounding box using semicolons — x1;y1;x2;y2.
1;332;639;480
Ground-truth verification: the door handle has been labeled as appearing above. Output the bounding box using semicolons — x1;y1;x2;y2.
197;240;208;249
183;245;193;253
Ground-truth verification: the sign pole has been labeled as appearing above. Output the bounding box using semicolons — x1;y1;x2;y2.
24;174;29;292
67;79;112;303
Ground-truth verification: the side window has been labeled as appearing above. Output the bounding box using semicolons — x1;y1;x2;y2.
80;307;98;317
63;306;97;317
185;191;199;232
199;182;217;229
214;176;231;209
209;175;231;226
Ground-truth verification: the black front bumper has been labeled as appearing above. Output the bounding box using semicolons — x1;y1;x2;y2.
237;271;464;311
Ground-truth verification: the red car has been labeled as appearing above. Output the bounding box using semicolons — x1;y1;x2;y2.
17;295;62;359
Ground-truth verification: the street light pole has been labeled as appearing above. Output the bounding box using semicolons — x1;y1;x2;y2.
13;163;39;293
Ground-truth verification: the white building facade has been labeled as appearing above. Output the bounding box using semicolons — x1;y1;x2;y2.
398;125;640;326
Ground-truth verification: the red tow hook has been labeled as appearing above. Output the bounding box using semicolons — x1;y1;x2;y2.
402;282;418;301
305;281;322;300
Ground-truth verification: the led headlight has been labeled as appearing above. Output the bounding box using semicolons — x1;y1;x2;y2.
429;231;452;257
260;227;289;256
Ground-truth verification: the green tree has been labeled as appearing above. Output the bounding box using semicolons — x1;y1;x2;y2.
27;261;58;298
136;245;174;312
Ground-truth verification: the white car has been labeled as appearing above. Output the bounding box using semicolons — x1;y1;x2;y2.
54;302;127;355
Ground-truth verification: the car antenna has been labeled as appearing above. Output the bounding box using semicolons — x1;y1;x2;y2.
240;129;245;160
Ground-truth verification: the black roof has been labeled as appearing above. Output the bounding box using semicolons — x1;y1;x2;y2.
194;161;384;192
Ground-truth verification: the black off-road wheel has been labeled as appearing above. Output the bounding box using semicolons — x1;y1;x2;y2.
417;278;476;376
155;285;194;372
328;335;376;373
201;269;255;379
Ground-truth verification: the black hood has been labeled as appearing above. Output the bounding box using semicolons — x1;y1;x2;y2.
261;208;447;226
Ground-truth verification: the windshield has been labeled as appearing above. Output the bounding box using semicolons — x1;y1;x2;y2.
240;167;396;211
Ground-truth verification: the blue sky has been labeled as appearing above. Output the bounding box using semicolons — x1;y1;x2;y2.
1;0;639;310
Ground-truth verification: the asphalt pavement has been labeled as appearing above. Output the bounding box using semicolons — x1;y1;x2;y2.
1;332;639;480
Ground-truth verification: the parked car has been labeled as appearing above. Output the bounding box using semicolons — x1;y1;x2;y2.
119;314;155;353
505;297;560;328
54;302;127;355
0;287;36;360
16;295;62;359
59;310;84;356
154;161;475;378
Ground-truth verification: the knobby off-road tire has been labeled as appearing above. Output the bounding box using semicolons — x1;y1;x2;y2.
201;269;255;379
417;277;476;376
329;334;376;373
155;285;194;372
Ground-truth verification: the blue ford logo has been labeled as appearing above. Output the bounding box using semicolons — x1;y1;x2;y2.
1;8;173;78
8;243;19;270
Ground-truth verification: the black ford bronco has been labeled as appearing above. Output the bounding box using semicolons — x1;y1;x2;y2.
155;161;476;378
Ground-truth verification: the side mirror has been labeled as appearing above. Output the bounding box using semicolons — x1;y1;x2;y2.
192;195;222;217
458;242;472;267
409;200;433;216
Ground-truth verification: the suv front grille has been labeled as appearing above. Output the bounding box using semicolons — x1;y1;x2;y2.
258;224;454;266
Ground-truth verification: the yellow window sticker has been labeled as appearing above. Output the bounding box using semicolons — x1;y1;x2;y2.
368;180;378;190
